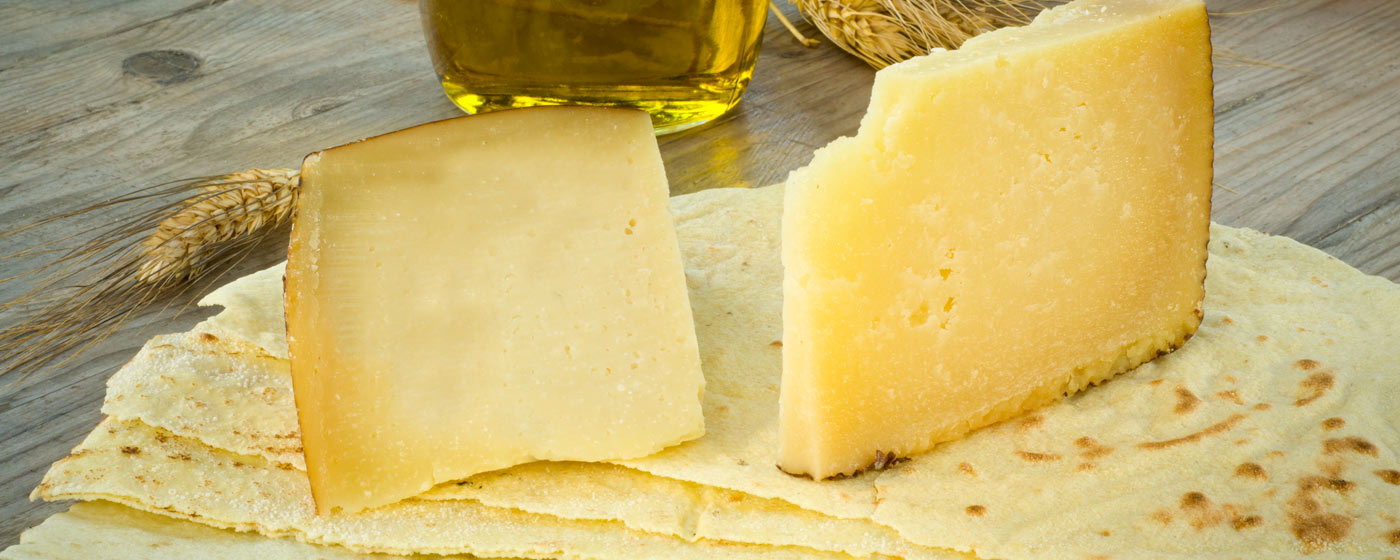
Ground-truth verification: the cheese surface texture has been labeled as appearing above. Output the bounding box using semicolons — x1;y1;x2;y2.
780;0;1214;478
286;107;705;514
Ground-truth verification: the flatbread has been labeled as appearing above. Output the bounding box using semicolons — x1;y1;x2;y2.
34;418;879;560
96;331;949;559
0;501;489;560
40;184;1400;558
194;263;288;359
102;333;305;470
429;462;935;559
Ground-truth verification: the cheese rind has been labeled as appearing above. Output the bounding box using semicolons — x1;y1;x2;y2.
287;107;705;514
779;0;1214;479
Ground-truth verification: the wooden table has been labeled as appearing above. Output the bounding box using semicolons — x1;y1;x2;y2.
2;0;1396;548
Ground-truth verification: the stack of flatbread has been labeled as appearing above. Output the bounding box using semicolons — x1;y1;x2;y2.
5;185;1399;559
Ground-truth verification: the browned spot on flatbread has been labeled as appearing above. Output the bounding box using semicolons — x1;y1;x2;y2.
1299;476;1355;494
769;340;782;348
1324;436;1379;457
1322;417;1346;431
1150;509;1173;525
1294;358;1321;371
1309;275;1329;288
1291;514;1352;547
1078;462;1095;472
1224;375;1238;384
1387;528;1400;546
1216;390;1243;405
1016;451;1061;462
1286;473;1358;548
1294;372;1334;406
1137;414;1247;450
965;505;986;516
1174;386;1201;414
1220;316;1234;325
1253;403;1272;411
1174;492;1253;531
1147;378;1163;386
1180;492;1210;509
1018;414;1045;431
1235;462;1267;480
1257;335;1269;342
1074;437;1114;459
1376;470;1400;485
120;446;140;455
199;332;219;343
1231;515;1263;530
958;462;976;476
166;453;192;462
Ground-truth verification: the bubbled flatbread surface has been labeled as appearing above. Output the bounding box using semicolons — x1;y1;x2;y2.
29;185;1400;559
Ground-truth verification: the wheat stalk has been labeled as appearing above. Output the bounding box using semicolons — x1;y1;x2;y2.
0;169;299;380
788;0;1047;68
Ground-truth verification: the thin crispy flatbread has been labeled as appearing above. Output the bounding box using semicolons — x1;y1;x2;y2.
96;331;950;559
36;184;1400;559
35;418;883;560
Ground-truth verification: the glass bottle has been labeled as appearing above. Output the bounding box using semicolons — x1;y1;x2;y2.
420;0;768;134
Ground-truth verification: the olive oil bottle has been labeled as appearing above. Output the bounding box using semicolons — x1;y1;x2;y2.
419;0;768;134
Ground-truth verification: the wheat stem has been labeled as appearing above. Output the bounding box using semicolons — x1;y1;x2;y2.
771;2;821;47
0;168;300;380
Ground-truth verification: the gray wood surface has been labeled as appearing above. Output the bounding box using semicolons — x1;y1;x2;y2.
2;0;1397;548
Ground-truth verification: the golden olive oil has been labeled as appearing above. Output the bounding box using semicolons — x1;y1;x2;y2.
419;0;767;134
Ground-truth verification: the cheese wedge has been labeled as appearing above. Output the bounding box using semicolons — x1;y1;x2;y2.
779;0;1214;478
286;107;705;514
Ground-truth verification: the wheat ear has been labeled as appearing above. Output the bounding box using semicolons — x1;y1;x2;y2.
789;0;1047;68
138;168;298;282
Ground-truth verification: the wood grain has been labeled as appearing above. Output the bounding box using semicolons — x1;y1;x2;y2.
1;0;1396;547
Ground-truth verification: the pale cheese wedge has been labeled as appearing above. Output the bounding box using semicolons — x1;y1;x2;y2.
780;0;1215;478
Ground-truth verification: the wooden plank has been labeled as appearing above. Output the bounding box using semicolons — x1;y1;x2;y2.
1;0;1396;548
1208;0;1400;280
